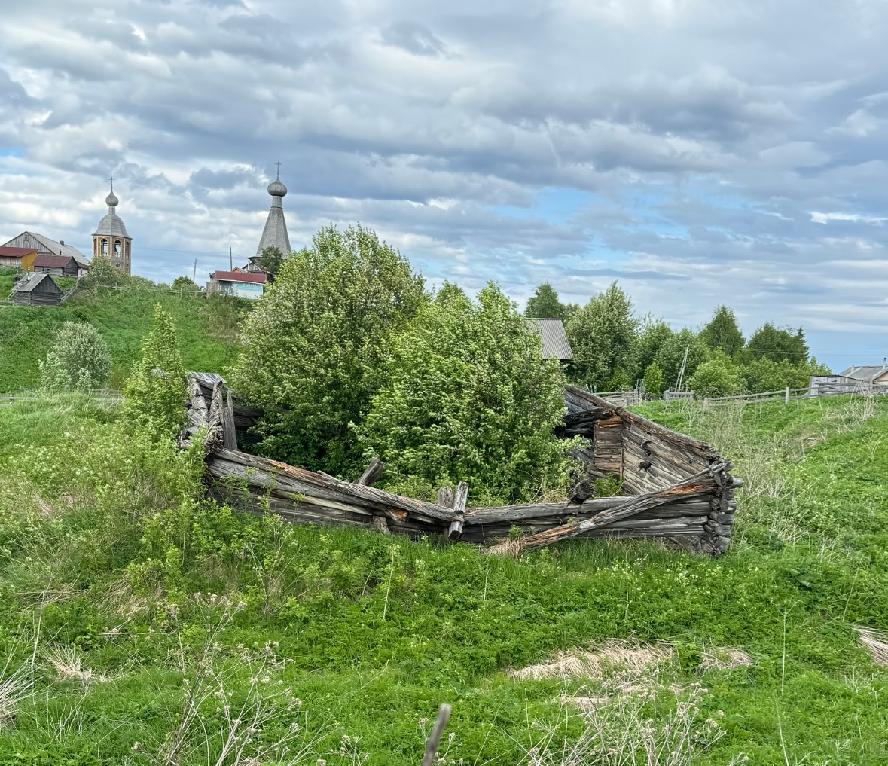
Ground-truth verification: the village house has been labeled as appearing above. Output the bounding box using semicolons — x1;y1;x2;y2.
206;269;267;299
32;254;80;277
840;363;888;388
0;246;38;270
1;233;89;276
10;272;64;306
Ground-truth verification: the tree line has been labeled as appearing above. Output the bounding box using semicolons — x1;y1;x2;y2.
525;282;828;397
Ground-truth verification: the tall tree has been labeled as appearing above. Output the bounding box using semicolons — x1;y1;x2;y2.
630;319;673;381
746;323;809;363
566;282;637;389
233;224;426;476
653;329;709;391
525;283;567;320
359;283;569;504
700;306;745;358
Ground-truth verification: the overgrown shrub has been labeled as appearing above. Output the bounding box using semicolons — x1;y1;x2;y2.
358;283;572;504
233;224;426;476
687;354;743;397
38;321;111;391
124;304;186;438
643;362;665;399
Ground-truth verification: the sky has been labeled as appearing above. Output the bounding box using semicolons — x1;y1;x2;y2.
1;0;887;371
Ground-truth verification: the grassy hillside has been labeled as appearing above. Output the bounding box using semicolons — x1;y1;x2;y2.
0;275;247;391
0;395;885;764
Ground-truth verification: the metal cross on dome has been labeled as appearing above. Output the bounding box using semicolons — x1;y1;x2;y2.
274;161;281;180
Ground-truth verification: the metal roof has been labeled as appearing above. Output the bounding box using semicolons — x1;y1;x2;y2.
840;364;888;383
210;270;267;284
2;232;86;264
0;246;37;258
527;318;573;360
34;254;76;269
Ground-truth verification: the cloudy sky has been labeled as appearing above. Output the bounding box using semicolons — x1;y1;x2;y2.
1;0;887;369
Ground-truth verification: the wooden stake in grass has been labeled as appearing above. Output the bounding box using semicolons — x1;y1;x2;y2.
421;703;451;766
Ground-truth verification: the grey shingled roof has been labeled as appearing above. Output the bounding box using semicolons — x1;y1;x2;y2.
256;179;291;256
527;318;573;360
840;365;888;383
12;272;58;293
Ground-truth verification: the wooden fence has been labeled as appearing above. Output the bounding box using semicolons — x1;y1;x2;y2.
0;388;123;407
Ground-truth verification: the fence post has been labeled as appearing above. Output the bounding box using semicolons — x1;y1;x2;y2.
785;386;790;405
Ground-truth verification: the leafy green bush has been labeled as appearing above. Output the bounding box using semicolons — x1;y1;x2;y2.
642;362;665;399
234;224;426;476
124;304;186;438
567;282;637;389
686;353;743;397
358;283;572;504
38;321;111;391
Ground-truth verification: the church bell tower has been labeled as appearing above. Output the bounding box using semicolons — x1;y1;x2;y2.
92;178;133;274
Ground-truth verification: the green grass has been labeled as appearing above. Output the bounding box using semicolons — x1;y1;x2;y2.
0;277;247;391
0;395;885;764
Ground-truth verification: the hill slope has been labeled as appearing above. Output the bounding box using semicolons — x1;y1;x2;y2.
0;395;885;764
0;276;247;391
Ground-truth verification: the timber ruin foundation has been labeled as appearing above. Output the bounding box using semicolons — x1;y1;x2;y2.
180;373;738;556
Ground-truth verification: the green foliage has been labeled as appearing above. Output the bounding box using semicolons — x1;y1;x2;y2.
742;357;822;393
566;282;637;389
746;322;809;363
234;224;426;476
2;393;888;763
653;328;708;390
359;283;572;504
124;304;187;438
80;254;127;288
171;275;200;292
38;321;111;391
642;361;665;399
686;353;743;397
255;245;285;278
0;279;246;392
629;319;673;380
699;305;745;358
524;283;567;320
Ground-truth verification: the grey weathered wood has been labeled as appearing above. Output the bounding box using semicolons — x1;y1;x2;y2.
422;703;452;766
447;481;469;540
491;463;726;555
222;388;237;451
436;486;454;507
358;457;384;486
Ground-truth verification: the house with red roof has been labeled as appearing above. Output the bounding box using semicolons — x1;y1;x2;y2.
206;269;267;300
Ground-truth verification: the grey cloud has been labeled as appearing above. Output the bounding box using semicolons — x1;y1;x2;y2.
380;22;448;57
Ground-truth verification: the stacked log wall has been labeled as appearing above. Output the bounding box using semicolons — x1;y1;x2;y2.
182;375;736;556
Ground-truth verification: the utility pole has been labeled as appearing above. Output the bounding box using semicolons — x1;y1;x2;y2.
229;244;233;271
192;258;197;280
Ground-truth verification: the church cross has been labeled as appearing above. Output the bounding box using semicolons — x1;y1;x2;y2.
274;161;281;180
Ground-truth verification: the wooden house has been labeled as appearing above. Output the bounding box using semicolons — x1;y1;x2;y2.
0;246;38;270
33;254;80;276
10;273;63;306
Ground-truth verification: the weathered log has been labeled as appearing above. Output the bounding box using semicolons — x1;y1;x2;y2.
489;463;726;555
448;481;469;540
222;388;237;451
358;457;385;487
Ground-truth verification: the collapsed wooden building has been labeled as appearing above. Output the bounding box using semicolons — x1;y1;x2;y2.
181;373;738;556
